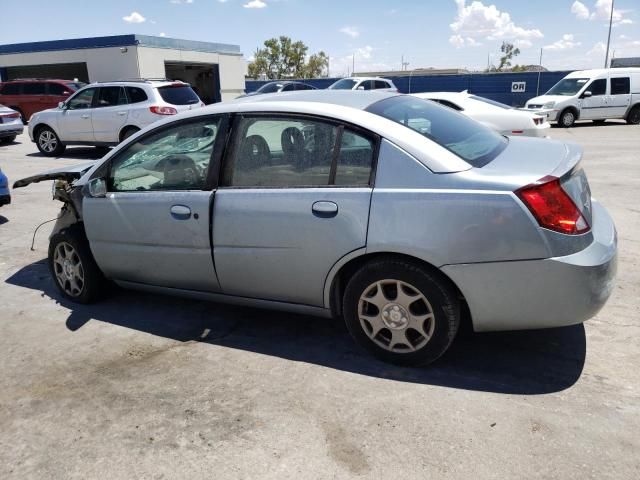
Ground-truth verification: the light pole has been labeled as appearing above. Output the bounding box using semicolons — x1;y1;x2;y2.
604;0;615;68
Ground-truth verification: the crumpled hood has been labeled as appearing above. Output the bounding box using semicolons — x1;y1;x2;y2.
13;161;97;188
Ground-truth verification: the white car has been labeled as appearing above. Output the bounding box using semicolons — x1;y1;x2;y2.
328;77;398;92
413;91;550;137
0;104;24;144
28;80;204;156
525;68;640;127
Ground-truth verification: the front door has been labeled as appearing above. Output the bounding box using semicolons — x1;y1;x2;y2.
91;86;129;143
213;114;377;307
59;87;97;142
580;78;608;120
83;116;225;291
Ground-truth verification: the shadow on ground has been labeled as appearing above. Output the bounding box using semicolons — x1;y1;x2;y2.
26;147;109;160
0;215;8;225
6;259;587;395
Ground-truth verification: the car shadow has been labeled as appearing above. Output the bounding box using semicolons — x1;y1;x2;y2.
0;215;9;225
552;120;628;128
6;259;587;395
26;147;108;160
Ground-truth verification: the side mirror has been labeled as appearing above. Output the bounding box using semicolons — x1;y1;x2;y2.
582;91;592;98
87;178;106;198
58;101;66;109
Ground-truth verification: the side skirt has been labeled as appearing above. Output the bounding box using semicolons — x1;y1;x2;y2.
114;280;334;319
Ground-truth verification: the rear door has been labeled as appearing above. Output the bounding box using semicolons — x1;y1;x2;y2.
212;114;377;306
91;86;129;143
608;76;631;118
21;82;48;119
83;115;226;291
58;87;97;142
580;78;608;119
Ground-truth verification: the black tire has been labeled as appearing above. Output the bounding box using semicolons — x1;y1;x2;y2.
35;126;66;156
120;126;140;142
627;106;640;125
558;109;577;128
0;135;16;144
48;224;106;304
343;259;460;366
592;119;606;125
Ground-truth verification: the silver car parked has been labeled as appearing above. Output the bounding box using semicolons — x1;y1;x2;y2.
14;91;617;366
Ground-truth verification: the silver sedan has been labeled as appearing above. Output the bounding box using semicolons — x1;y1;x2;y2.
14;91;617;365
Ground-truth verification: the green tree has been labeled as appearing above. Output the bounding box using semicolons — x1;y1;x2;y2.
248;36;328;79
497;41;521;71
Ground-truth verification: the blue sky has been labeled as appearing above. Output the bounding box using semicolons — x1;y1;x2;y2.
1;0;638;74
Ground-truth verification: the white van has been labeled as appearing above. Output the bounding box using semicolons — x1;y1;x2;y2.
525;68;640;127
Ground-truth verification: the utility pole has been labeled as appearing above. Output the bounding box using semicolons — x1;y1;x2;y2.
352;54;355;76
536;48;543;96
604;0;615;68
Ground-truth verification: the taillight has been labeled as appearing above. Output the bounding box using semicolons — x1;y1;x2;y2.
149;106;177;115
516;176;590;235
0;112;20;119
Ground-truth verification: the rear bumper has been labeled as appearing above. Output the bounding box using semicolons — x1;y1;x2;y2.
442;200;617;332
0;124;23;138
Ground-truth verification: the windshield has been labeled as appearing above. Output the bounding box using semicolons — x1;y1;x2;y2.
546;78;589;96
157;85;200;105
329;79;358;90
256;83;283;94
366;96;508;167
470;95;513;110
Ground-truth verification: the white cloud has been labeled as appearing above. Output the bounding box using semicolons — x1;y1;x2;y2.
340;26;360;38
571;1;590;20
159;32;167;37
571;1;633;26
170;0;194;4
450;0;543;47
244;0;266;8
544;34;582;51
123;12;146;23
587;41;607;57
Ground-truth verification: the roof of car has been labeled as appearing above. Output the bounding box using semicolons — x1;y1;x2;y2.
232;89;399;109
0;79;77;83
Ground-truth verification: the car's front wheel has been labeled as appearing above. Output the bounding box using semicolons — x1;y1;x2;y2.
48;225;105;304
343;259;460;366
36;126;66;156
558;109;576;128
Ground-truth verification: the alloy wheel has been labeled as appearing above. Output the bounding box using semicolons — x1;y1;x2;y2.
52;242;85;297
562;111;575;127
39;130;58;153
358;279;435;353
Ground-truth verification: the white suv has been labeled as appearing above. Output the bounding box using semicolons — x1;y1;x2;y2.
328;77;398;92
29;80;204;156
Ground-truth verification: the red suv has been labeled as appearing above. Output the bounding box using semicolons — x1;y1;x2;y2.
0;79;85;122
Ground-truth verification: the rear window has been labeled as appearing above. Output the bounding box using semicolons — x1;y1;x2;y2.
157;85;200;105
366;95;507;168
0;83;21;95
256;83;283;94
23;83;46;95
470;95;513;109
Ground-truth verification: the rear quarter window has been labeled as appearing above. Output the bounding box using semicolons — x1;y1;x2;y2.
1;83;21;95
126;87;148;104
157;85;200;105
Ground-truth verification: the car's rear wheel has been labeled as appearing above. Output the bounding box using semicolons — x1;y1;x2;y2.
0;135;16;144
558;109;576;128
36;126;66;156
48;225;105;304
343;259;460;366
120;126;140;142
627;106;640;125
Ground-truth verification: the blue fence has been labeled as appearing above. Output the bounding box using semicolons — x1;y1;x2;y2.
245;71;573;107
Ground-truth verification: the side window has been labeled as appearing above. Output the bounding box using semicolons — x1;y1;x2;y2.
282;84;295;92
588;79;606;96
47;83;68;96
374;80;389;89
23;83;46;95
297;84;313;90
109;118;221;192
67;88;97;110
611;77;630;95
126;87;148;104
225;116;337;187
335;130;375;186
96;87;127;108
361;80;374;91
0;83;21;95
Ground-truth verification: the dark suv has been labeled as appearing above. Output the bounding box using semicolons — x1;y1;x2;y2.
0;79;85;122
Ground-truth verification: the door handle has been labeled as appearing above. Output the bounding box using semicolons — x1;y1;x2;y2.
312;201;338;218
170;204;192;220
117;111;127;116
81;114;90;119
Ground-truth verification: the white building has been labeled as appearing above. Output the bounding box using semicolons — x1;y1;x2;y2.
0;34;246;103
